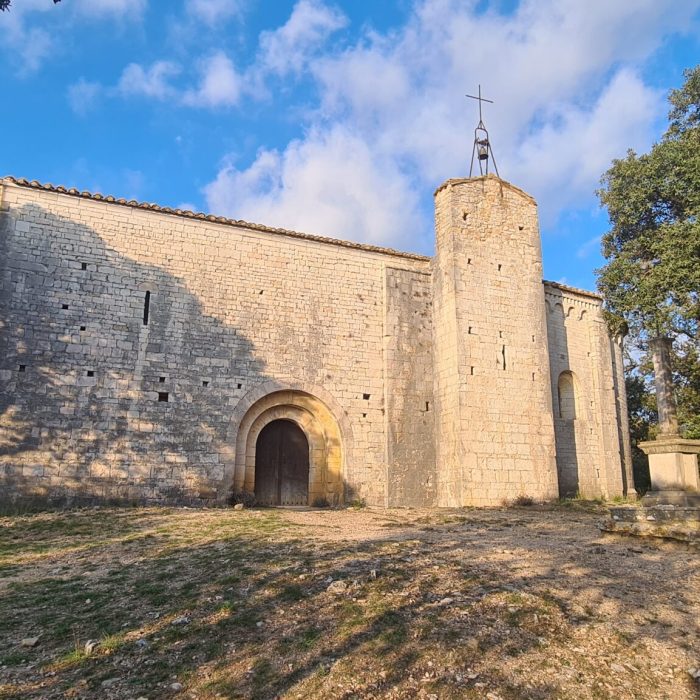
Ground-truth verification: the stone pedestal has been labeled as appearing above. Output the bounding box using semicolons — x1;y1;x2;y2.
638;436;700;506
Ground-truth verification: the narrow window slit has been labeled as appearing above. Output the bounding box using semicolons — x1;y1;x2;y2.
501;345;507;370
143;291;151;325
18;364;26;373
158;392;169;402
425;401;430;411
363;393;371;400
86;370;94;377
81;262;88;271
237;383;242;389
159;376;166;383
80;325;86;331
470;366;474;376
202;380;209;387
62;304;69;310
498;263;502;271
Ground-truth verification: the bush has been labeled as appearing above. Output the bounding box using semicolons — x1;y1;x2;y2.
228;491;256;508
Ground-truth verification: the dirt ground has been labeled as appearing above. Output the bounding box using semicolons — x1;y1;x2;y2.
0;503;698;699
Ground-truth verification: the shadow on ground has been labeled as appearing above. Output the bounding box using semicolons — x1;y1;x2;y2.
0;505;698;700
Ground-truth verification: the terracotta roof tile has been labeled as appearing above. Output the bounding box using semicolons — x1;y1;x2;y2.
2;176;431;263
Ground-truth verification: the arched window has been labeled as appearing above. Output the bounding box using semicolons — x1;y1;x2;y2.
557;371;577;420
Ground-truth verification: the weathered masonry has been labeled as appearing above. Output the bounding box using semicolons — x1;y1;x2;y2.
0;174;633;507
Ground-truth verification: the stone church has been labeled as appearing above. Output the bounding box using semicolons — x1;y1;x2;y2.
0;173;633;507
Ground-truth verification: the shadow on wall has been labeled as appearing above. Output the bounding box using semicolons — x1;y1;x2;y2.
0;203;279;506
546;296;580;498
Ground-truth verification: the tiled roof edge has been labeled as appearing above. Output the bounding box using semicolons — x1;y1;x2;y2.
544;279;603;301
2;176;431;263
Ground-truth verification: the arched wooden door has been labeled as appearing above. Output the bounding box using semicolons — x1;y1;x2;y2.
254;420;310;505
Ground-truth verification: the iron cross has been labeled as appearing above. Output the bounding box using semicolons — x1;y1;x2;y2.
465;85;494;124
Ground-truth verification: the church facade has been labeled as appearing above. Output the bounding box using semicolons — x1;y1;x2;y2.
0;174;633;507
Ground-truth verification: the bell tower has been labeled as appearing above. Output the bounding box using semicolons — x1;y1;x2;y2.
431;91;559;506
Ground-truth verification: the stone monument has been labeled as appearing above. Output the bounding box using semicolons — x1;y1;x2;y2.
638;338;700;506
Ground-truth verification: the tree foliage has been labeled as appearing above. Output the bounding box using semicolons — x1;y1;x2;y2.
597;66;700;439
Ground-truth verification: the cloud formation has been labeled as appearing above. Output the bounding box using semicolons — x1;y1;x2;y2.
183;52;242;107
0;0;148;73
117;61;180;100
186;0;241;25
256;0;348;77
202;0;697;248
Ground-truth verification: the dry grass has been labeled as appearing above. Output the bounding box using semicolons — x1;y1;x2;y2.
0;504;698;699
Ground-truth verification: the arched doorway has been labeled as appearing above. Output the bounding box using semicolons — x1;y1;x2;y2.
225;386;349;506
254;419;310;506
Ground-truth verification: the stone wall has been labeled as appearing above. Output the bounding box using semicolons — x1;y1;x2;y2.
384;267;435;506
544;283;628;498
0;179;429;506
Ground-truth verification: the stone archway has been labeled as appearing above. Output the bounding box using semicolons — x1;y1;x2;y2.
226;388;344;506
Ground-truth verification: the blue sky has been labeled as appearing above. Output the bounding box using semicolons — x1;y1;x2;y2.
1;0;699;291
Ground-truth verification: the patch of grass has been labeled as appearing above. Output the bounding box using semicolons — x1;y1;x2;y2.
296;625;322;650
0;651;27;666
278;583;306;601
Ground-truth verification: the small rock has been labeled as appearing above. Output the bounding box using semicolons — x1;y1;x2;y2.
438;597;454;606
465;638;479;652
233;503;245;511
84;639;99;656
135;638;150;650
20;637;40;648
610;663;626;674
256;621;264;628
170;682;183;691
101;678;119;688
171;616;190;626
688;667;700;680
369;569;378;579
326;580;347;594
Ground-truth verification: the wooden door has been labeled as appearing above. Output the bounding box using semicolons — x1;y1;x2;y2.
254;420;309;506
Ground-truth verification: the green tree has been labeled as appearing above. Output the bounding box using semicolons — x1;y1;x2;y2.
597;66;700;449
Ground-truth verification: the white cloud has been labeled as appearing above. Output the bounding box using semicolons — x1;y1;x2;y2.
183;52;242;108
72;0;148;19
117;61;181;100
576;235;602;260
204;0;698;250
0;0;147;73
257;0;347;77
186;0;240;25
204;126;427;247
67;78;102;115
